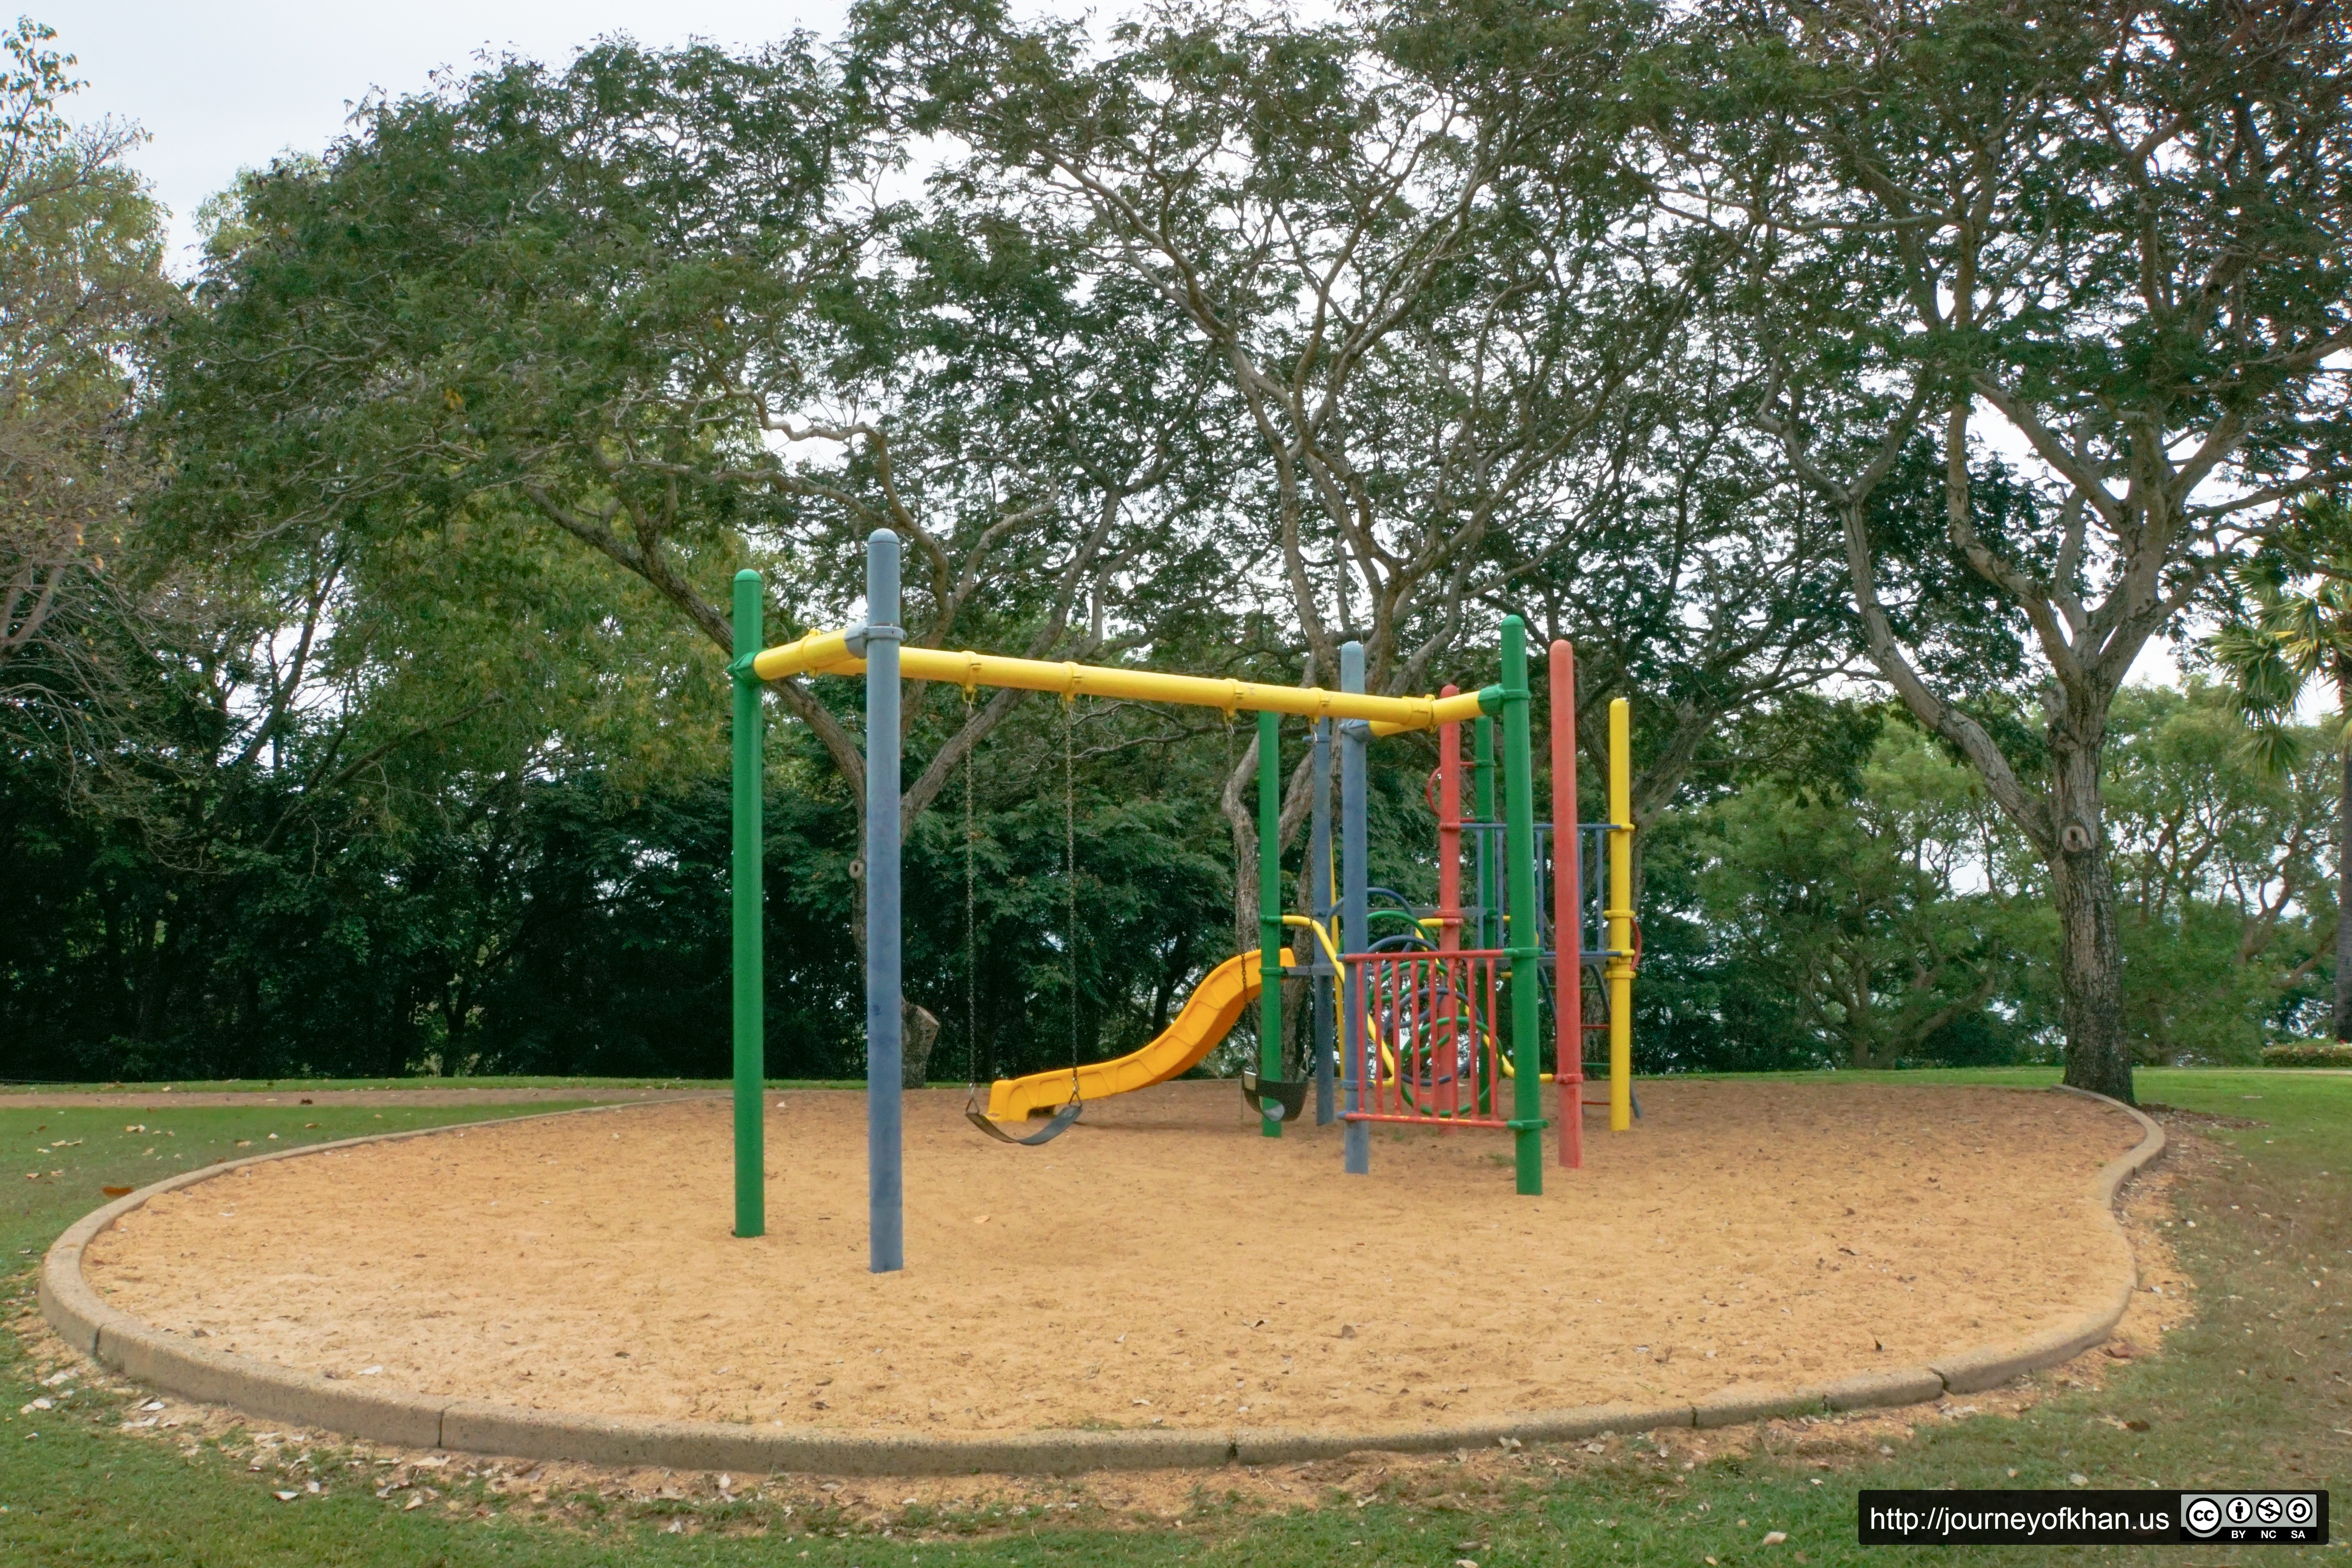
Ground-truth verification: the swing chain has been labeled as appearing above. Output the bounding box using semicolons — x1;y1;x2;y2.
1221;709;1258;1066
963;688;980;1093
1064;694;1081;1100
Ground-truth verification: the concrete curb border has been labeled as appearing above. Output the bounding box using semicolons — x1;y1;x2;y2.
41;1085;2166;1475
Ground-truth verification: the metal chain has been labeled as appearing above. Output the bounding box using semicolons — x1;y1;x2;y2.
964;692;979;1090
1223;711;1255;1061
1064;696;1081;1095
1223;714;1241;956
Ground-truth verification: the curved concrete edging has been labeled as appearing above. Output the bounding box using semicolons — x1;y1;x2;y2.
40;1085;2165;1475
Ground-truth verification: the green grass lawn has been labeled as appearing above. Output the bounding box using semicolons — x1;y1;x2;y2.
0;1078;867;1096
1;1070;2344;1565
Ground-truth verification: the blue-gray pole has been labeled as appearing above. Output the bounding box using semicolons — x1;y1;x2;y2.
1340;641;1370;1176
864;531;905;1274
1310;717;1335;1125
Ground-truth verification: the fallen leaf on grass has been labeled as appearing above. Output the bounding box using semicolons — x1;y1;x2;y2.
102;1186;133;1198
273;1491;299;1503
1762;1531;1788;1546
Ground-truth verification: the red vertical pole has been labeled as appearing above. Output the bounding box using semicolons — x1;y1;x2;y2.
1373;963;1392;1124
1482;955;1503;1122
1551;641;1583;1169
1430;950;1449;1124
1436;688;1464;1129
1401;959;1421;1114
1355;959;1373;1114
1438;687;1463;954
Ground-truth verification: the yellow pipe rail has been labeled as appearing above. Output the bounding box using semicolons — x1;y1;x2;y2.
750;628;857;681
748;631;1491;735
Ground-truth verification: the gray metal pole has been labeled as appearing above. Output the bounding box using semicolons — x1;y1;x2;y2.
1340;642;1370;1176
1310;717;1335;1126
864;530;905;1274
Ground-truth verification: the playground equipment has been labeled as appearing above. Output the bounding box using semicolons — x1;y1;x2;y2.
727;531;1637;1272
982;948;1295;1121
960;694;1090;1147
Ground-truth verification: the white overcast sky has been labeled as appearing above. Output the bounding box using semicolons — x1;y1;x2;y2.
56;1;857;265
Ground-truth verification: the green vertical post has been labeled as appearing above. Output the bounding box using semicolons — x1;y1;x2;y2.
1499;617;1545;1195
1474;716;1498;948
729;569;766;1237
1256;709;1283;1136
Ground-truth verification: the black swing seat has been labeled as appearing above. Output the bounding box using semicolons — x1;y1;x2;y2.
965;1096;1084;1146
1240;1069;1311;1123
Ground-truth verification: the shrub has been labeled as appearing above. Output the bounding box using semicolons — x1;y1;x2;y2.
2260;1042;2352;1067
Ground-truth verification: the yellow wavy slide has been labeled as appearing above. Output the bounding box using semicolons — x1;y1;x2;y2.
983;948;1296;1121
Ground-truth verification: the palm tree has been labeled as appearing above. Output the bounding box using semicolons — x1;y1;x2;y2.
2210;498;2352;1042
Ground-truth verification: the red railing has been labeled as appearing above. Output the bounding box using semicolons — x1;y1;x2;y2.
1341;949;1511;1128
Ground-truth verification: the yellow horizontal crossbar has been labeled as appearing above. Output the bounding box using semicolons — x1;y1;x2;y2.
748;630;1493;735
750;628;858;681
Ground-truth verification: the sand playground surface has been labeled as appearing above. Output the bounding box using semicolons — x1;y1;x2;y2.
81;1079;2144;1440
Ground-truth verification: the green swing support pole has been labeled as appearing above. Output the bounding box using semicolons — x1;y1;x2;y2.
729;569;766;1238
1499;615;1546;1195
1257;709;1282;1137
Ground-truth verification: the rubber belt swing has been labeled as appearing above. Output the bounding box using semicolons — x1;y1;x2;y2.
1240;1068;1310;1123
960;687;1082;1145
966;1098;1085;1144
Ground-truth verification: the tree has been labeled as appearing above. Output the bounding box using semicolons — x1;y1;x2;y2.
867;0;1749;966
2101;683;2332;1058
0;17;176;775
1657;0;2352;1099
1487;354;1860;845
2209;497;2352;1039
154;38;1218;872
1671;713;2038;1070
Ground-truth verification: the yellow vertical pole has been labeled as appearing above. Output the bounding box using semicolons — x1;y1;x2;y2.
1606;697;1634;1132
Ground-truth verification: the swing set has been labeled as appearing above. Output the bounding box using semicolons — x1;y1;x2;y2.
725;531;1637;1274
955;691;1086;1148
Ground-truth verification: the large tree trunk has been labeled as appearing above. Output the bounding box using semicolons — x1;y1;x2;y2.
2337;660;2351;1042
901;1001;940;1087
2048;736;2134;1101
1222;738;1258;960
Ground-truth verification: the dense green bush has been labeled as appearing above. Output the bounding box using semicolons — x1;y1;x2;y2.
2261;1043;2352;1067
